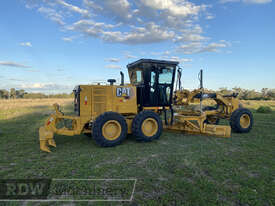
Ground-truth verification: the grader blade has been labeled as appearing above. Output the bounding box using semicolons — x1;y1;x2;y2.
164;113;231;138
39;126;55;153
203;124;231;138
165;123;231;138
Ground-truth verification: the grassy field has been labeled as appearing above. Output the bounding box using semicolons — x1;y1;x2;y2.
0;99;274;205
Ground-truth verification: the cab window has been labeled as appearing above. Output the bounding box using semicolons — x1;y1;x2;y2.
159;67;174;84
129;68;144;85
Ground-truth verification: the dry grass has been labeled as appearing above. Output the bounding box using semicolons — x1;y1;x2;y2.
0;98;73;119
197;99;275;111
241;100;275;110
0;98;73;109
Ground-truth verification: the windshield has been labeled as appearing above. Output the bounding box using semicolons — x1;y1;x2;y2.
159;67;174;84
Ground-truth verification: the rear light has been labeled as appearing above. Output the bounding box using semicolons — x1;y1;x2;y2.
47;117;54;125
84;96;88;105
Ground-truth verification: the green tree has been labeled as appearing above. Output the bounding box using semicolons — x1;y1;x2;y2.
16;89;26;98
267;89;275;99
218;87;232;95
23;93;47;99
232;87;245;99
0;89;10;99
261;88;268;98
10;88;16;99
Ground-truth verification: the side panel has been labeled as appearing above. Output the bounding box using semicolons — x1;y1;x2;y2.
80;85;138;121
92;86;108;119
112;86;137;114
79;85;93;125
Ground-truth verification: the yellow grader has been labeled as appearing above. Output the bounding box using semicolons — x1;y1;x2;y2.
39;59;253;152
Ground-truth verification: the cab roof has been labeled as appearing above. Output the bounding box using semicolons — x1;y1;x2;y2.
127;59;179;68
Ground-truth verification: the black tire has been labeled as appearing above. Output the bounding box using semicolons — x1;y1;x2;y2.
92;112;127;147
230;108;253;133
204;116;220;125
132;111;163;142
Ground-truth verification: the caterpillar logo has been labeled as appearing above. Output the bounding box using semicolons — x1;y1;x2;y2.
116;87;131;97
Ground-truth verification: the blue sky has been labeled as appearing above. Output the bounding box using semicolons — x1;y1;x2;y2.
0;0;274;94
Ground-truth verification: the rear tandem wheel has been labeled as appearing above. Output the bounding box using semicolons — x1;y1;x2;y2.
132;111;163;142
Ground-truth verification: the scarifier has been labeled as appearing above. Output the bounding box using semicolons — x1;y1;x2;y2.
39;59;253;152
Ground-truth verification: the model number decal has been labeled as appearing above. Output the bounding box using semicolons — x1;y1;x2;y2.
116;87;131;97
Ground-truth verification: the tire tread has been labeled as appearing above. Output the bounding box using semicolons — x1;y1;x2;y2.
92;111;127;147
230;108;253;133
132;110;163;142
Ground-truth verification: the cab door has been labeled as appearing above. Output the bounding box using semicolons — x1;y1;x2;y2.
157;66;175;106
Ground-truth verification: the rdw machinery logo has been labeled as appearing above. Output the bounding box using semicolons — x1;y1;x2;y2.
0;179;51;200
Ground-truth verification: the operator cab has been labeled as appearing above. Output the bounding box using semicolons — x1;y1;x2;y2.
127;59;178;108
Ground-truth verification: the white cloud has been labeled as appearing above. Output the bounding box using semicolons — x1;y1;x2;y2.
151;50;172;56
162;56;192;63
201;42;227;52
125;54;137;59
105;58;120;63
0;61;31;68
220;0;240;3
220;0;272;3
67;19;121;38
60;0;209;44
170;56;192;62
163;51;171;55
20;83;72;90
206;15;215;20
8;78;24;82
243;0;272;3
105;64;121;69
62;37;73;42
26;0;229;54
179;34;207;42
178;42;228;54
83;0;103;10
86;0;131;21
26;69;39;72
139;0;205;17
56;0;90;16
38;7;65;25
68;20;175;44
20;42;32;47
69;19;120;30
101;22;175;44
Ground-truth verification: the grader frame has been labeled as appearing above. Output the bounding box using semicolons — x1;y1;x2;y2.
39;59;253;152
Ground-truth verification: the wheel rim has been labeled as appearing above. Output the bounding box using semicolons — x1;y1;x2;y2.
102;120;121;140
240;114;250;128
141;118;158;137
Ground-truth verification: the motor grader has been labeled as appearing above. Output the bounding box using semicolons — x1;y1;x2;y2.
39;59;253;152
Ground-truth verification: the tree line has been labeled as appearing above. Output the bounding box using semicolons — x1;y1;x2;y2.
0;87;275;100
217;87;275;100
0;88;73;99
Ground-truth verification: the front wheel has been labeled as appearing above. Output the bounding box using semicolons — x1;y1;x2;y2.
92;112;127;147
132;111;163;142
230;108;253;133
